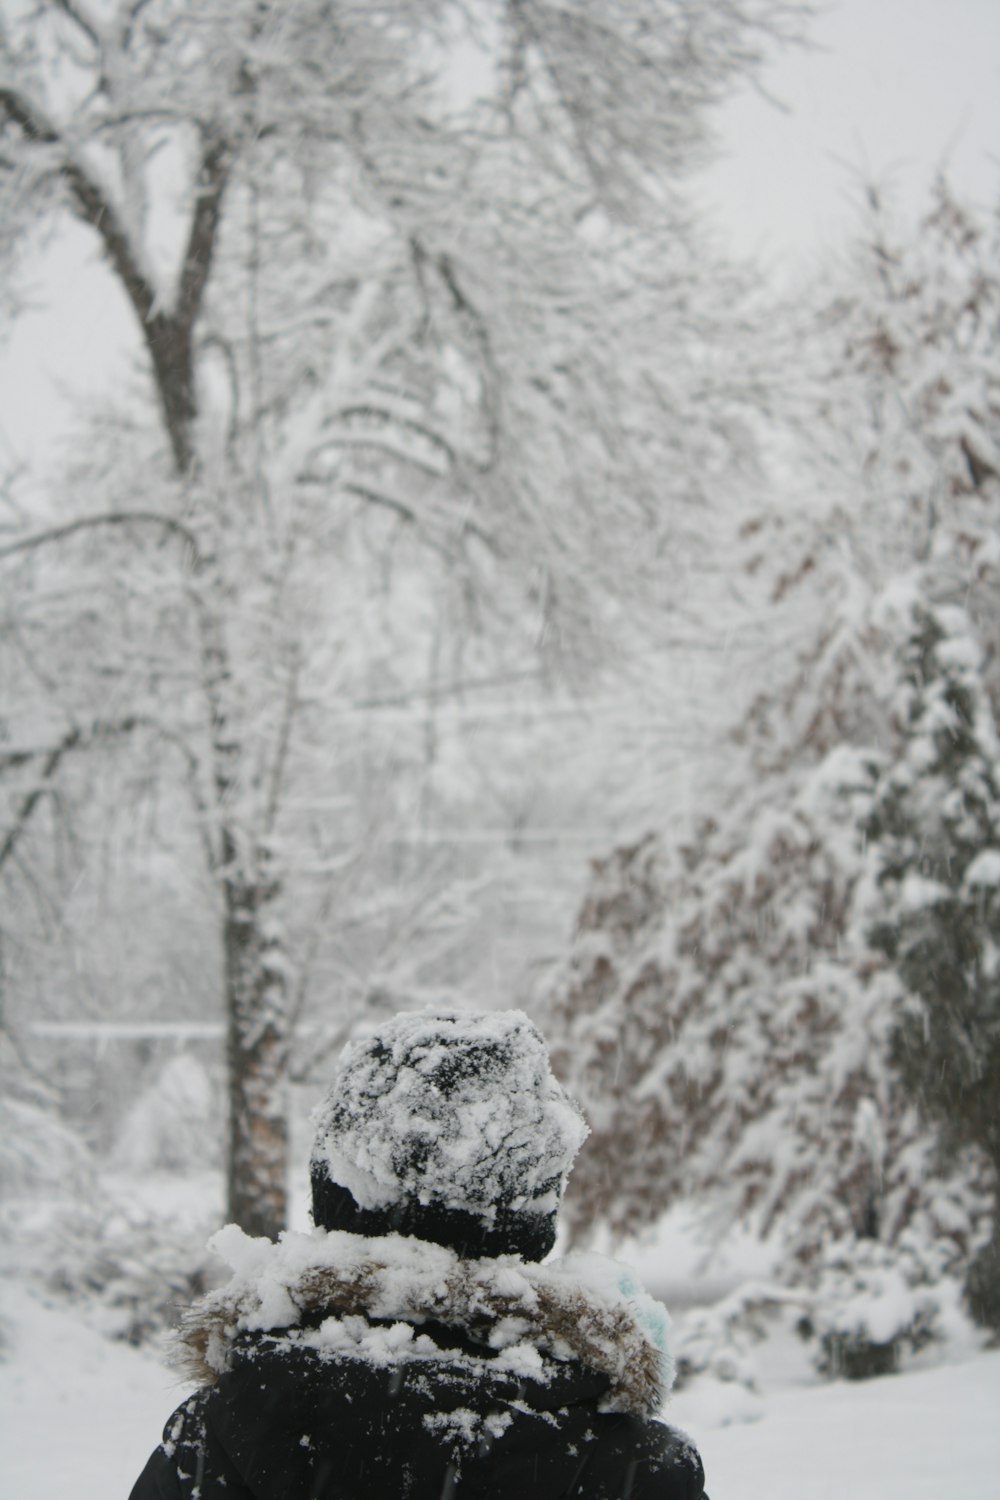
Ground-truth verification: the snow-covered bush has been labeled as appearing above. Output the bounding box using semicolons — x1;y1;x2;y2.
13;1188;220;1347
672;1282;805;1393
802;1236;969;1380
0;1091;95;1198
1;1077;220;1348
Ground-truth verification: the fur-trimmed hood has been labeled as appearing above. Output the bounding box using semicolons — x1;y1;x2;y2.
177;1224;673;1420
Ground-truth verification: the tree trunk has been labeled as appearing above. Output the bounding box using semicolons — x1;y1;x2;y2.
223;862;290;1239
191;540;294;1241
147;312;198;475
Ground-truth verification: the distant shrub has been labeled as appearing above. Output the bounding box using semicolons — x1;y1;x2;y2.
39;1200;217;1346
802;1237;965;1380
0;1093;95;1198
673;1281;806;1393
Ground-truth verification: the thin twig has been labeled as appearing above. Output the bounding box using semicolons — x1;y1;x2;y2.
0;510;202;563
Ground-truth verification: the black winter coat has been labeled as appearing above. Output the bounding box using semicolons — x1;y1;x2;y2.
129;1227;706;1500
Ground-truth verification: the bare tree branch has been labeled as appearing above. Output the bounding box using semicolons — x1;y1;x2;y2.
0;727;81;876
174;132;232;339
0;86;231;471
0;510;202;564
51;0;101;48
144;130;233;470
337;481;419;527
0;1013;57;1094
263;648;302;839
121;0;157;50
433;249;503;468
0;712;216;876
0;86;157;324
333;403;457;471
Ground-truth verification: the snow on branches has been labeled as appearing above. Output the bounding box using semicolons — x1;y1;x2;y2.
546;177;1000;1351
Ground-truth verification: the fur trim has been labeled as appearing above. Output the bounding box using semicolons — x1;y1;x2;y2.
177;1226;672;1419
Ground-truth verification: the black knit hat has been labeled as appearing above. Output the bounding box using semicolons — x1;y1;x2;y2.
310;1007;588;1261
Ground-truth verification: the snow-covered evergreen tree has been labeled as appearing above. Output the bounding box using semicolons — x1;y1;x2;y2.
864;597;1000;1329
546;175;1000;1365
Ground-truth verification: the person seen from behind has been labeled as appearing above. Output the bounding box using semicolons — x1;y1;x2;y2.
129;1007;708;1498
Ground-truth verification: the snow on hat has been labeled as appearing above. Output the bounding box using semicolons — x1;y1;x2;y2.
310;1007;588;1235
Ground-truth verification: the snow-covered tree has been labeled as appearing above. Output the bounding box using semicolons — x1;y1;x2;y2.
546;600;995;1373
865;597;1000;1329
545;177;1000;1354
1;0;803;1237
822;178;1000;512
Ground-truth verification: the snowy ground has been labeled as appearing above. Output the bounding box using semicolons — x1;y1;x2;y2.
677;1353;1000;1500
2;1181;997;1498
2;1273;998;1500
0;1285;186;1499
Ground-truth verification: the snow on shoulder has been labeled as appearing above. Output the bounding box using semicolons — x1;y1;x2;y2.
309;1007;589;1223
181;1223;674;1418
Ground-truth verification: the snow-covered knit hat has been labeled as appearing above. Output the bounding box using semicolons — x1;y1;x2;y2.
310;1008;589;1261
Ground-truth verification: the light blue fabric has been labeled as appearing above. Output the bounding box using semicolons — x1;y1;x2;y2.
617;1267;675;1390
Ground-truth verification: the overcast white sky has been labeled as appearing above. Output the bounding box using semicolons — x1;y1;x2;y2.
700;0;1000;268
2;0;999;485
